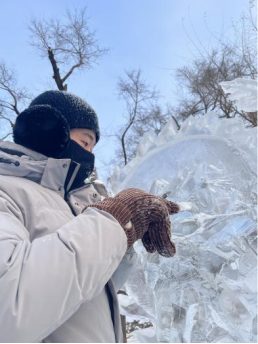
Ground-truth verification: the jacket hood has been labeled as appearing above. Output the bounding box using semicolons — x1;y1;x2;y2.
0;141;78;193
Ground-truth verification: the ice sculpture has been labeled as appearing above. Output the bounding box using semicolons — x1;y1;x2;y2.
110;80;257;342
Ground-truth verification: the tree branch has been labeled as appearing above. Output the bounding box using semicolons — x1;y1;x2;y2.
61;62;83;84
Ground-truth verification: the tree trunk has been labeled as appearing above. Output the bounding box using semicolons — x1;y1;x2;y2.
47;48;66;91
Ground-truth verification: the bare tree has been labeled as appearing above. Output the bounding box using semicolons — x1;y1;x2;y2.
172;1;257;127
133;104;170;136
115;69;161;166
0;7;107;142
0;61;31;140
175;47;247;113
234;0;257;79
28;7;108;91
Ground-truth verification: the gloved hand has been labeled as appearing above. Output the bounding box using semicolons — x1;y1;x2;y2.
83;188;180;257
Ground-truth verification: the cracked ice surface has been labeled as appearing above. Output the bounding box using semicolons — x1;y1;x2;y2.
111;82;257;342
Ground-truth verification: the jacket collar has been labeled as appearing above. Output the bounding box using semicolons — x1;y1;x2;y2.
0;141;79;194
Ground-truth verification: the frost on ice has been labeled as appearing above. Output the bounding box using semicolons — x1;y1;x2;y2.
110;79;257;343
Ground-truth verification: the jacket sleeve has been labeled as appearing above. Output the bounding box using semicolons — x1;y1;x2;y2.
0;191;127;343
111;246;137;292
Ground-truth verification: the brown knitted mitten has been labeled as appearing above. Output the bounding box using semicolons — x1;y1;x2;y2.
83;188;180;257
141;197;180;257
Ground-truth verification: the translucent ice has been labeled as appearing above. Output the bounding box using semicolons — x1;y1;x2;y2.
220;78;257;113
112;91;257;342
136;130;157;158
156;117;178;146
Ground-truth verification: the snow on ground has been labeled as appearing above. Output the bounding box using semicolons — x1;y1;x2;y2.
127;327;157;343
113;79;257;342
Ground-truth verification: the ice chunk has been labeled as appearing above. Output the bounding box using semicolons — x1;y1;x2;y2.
136;130;157;158
149;178;169;196
220;78;257;112
156;117;179;145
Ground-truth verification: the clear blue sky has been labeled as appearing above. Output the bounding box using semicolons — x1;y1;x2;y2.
0;0;250;181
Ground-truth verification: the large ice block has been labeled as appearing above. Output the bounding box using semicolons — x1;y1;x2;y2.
112;84;257;342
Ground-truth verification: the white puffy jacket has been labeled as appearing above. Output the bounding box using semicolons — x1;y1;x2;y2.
0;141;136;343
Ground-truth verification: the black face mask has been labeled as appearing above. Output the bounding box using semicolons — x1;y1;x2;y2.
59;139;95;190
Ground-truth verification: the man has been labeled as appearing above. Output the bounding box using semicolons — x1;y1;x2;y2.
0;90;179;342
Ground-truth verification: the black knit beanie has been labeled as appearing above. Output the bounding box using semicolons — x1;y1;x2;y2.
13;90;100;158
30;90;100;142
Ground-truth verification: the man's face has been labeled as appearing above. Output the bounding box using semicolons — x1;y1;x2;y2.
70;128;96;153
